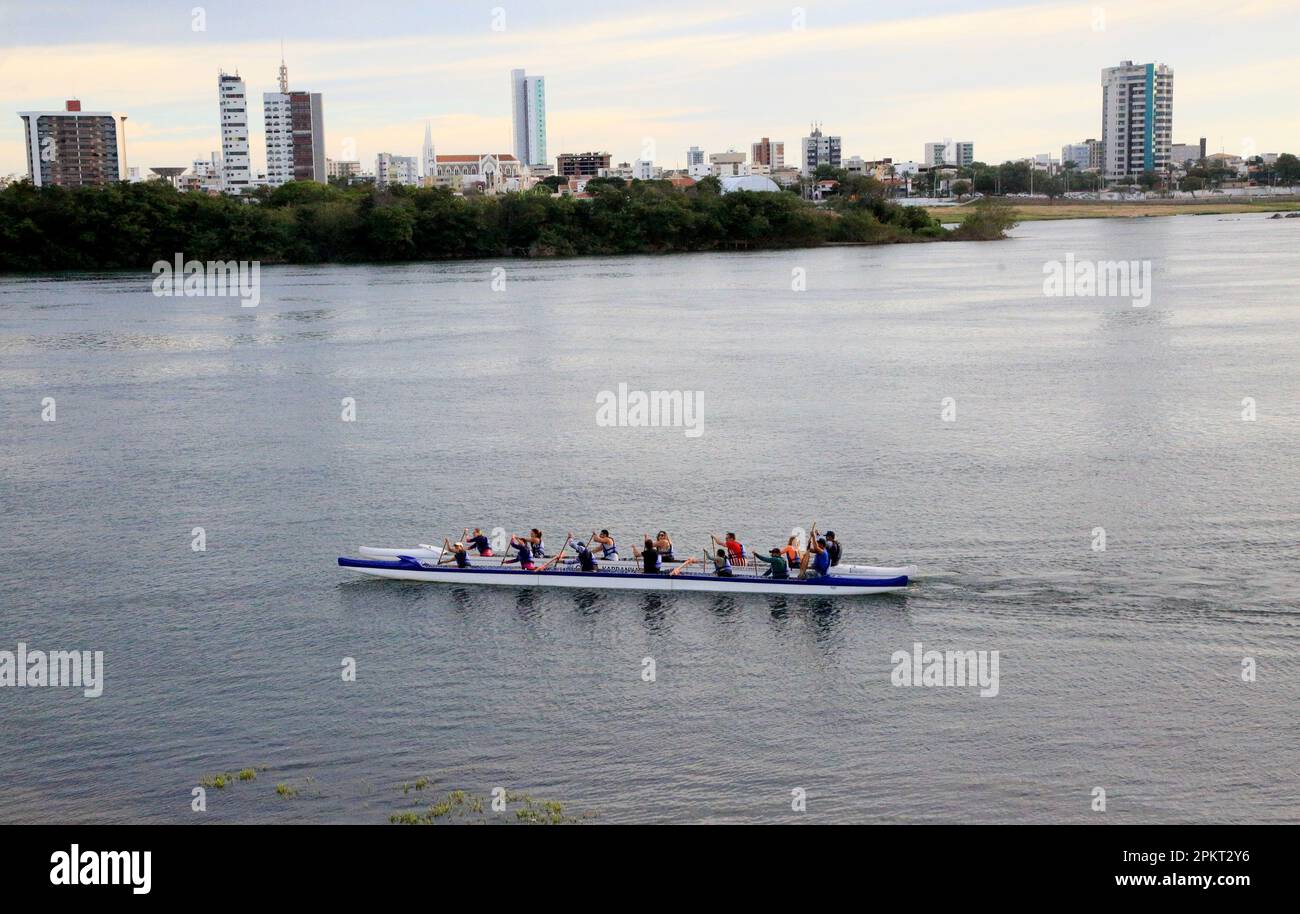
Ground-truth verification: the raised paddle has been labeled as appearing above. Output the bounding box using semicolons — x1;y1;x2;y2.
798;521;817;579
434;536;454;565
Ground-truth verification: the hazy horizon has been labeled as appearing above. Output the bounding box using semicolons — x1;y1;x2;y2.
2;0;1298;177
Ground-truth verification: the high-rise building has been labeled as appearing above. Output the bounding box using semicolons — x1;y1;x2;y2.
263;56;325;187
217;71;250;194
510;68;547;167
686;146;705;169
924;140;974;168
556;151;610;177
19;100;127;188
375;153;419;189
801;124;841;175
751;137;784;169
1101;60;1173;183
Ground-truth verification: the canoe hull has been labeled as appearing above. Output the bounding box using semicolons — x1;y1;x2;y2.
339;557;907;596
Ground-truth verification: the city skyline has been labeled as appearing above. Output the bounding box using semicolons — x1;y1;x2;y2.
2;0;1299;177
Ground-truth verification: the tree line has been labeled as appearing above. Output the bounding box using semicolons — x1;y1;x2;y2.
0;176;1016;273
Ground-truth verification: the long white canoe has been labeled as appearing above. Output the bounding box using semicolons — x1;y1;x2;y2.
357;544;917;579
338;555;909;596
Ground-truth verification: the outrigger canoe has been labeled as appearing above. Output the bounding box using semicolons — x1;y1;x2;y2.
355;544;917;579
338;552;910;596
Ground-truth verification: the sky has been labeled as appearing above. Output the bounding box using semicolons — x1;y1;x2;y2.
2;0;1298;177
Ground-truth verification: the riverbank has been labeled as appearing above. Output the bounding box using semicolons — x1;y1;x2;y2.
926;198;1300;222
0;178;1012;273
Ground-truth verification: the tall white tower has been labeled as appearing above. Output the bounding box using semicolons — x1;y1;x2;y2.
1101;60;1173;183
217;71;250;193
510;68;547;167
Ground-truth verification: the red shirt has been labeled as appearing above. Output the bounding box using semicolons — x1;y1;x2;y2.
724;539;744;559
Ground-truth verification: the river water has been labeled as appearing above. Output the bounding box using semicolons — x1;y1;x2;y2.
1;214;1297;823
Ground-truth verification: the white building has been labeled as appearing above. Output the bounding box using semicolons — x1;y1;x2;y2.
633;160;661;180
195;152;224;193
719;174;781;194
217;71;250;193
801;124;841;175
510;68;547;167
263;56;325;187
376;153;419;189
430;153;522;192
709;150;746;177
1101;60;1173;182
686;146;705;170
924;140;974;167
326;158;361;180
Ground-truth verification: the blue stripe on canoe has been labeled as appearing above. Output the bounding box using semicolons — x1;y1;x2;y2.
337;556;907;588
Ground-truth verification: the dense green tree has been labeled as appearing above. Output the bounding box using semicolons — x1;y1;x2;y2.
0;174;1011;272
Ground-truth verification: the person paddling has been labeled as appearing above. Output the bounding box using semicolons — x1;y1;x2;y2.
450;542;472;568
712;532;746;566
507;535;537;570
755;547;790;579
641;538;662;574
571;538;598;573
592;530;618;561
710;548;735;577
803;537;831;578
466;528;493;556
824;531;842;566
515;529;545;558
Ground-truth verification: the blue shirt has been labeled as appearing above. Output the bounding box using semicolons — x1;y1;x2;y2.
812;550;830;576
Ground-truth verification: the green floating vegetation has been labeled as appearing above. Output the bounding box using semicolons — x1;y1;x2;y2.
198;764;268;790
389;787;584;825
275;783;298;798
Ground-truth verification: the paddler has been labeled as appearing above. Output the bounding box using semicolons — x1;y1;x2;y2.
802;537;831;579
592;530;618;561
450;542;471;568
824;531;842;566
709;548;735;577
466;528;494;556
653;531;675;562
571;538;599;573
641;538;663;574
515;529;546;558
712;532;746;566
755;548;790;579
507;535;537;570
